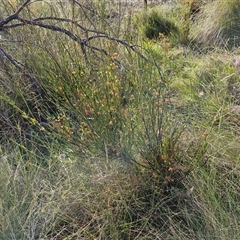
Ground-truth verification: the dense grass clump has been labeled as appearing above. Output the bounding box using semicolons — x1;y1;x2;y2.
0;0;240;239
190;0;240;48
141;9;178;39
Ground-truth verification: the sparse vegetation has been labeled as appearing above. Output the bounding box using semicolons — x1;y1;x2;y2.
0;0;240;239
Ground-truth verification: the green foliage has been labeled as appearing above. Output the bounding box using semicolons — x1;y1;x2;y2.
0;0;240;239
140;9;179;40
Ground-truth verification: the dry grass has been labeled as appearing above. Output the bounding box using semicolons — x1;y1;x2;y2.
190;0;240;48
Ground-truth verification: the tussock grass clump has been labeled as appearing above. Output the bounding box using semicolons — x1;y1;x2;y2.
190;0;240;48
48;157;204;239
140;9;179;40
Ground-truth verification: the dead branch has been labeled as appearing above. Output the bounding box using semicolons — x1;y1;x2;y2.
0;1;148;62
0;0;163;77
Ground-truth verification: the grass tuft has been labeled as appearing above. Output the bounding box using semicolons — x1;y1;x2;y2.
190;0;240;48
140;8;179;40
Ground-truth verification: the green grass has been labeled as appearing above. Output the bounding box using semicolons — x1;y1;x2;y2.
0;0;240;239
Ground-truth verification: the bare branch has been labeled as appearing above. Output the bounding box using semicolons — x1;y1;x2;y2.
0;47;22;70
15;0;31;15
17;16;84;43
0;47;42;97
0;0;163;77
0;0;31;28
31;16;107;35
